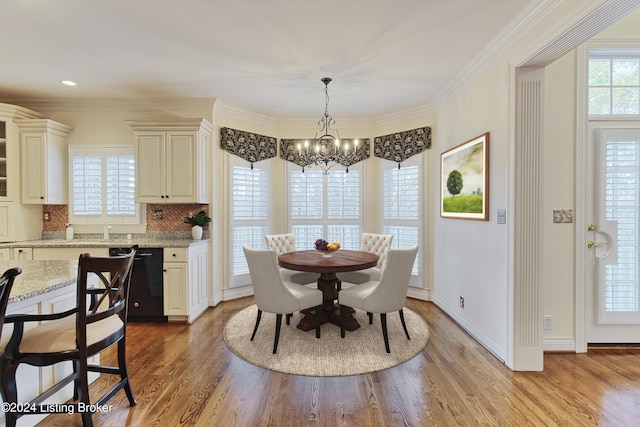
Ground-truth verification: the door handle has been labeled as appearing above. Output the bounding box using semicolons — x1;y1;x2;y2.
587;240;603;248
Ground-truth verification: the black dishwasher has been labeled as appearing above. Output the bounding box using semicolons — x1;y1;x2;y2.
109;247;167;322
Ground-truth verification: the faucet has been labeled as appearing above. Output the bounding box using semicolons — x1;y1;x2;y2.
103;225;112;240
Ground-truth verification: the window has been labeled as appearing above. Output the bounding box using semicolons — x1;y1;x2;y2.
289;164;362;251
382;156;421;285
68;146;139;224
589;49;640;116
229;156;270;287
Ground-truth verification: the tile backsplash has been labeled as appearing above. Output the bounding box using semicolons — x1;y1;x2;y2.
43;204;210;234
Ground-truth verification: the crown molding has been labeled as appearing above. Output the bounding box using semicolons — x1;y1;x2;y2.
213;100;278;128
374;104;435;129
431;0;552;111
1;97;216;113
0;102;47;119
519;0;640;67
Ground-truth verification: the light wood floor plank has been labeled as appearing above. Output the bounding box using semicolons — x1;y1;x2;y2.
33;297;640;427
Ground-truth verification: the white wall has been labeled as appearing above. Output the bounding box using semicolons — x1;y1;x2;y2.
432;58;511;358
543;51;577;350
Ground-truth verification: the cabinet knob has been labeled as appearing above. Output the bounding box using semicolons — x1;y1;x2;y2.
161;195;165;199
166;195;169;198
172;253;177;257
40;196;44;200
134;302;140;308
18;249;23;253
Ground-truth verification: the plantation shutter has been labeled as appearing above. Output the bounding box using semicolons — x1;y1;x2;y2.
289;165;361;251
383;158;421;281
72;154;102;216
230;159;270;287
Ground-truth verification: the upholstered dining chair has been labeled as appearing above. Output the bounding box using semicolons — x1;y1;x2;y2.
265;233;319;285
339;245;419;353
243;246;323;354
336;233;394;285
0;247;137;427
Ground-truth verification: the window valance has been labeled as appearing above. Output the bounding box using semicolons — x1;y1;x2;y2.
220;127;277;168
374;126;431;168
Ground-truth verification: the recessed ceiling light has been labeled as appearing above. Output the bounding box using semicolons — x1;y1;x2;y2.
61;80;77;86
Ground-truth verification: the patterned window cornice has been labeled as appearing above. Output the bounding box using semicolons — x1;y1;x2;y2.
280;138;370;168
220;127;277;168
374;126;431;167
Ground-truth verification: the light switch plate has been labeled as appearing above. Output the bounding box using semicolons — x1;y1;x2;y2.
497;209;506;224
553;209;574;223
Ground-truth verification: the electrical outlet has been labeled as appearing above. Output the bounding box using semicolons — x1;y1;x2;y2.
460;296;464;309
543;315;552;330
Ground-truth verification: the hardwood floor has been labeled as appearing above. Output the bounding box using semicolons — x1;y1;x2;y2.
35;297;640;427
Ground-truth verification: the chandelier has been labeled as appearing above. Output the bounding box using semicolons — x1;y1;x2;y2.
293;77;364;174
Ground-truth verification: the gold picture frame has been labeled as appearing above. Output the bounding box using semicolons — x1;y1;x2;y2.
440;132;489;220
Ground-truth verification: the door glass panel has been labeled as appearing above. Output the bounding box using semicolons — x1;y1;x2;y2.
603;139;639;312
596;128;640;325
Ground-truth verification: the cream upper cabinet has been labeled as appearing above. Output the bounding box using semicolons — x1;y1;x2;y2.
0;203;43;242
0;104;48;202
128;119;212;204
15;119;73;204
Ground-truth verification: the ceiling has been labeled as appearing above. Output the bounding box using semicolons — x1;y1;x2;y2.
2;0;538;118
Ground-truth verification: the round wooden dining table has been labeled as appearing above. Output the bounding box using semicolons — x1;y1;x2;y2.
278;250;379;332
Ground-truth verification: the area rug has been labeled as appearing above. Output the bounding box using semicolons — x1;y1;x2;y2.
223;304;429;376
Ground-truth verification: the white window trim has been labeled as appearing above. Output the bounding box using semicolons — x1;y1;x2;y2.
588;41;640;119
68;146;145;234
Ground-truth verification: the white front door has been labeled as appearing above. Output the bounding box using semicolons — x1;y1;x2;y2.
586;126;640;343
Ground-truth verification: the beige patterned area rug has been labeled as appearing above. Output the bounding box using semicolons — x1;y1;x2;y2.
223;304;429;377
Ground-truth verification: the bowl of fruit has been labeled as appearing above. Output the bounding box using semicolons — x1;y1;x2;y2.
314;239;341;257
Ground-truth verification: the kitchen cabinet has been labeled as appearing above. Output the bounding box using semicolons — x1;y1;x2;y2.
33;247;109;260
0;105;49;242
0;104;46;201
12;247;33;261
0;202;42;242
163;242;209;322
15;119;73;204
128;119;212;204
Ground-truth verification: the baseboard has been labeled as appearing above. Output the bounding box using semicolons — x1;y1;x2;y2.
431;294;506;362
543;337;576;352
223;285;254;301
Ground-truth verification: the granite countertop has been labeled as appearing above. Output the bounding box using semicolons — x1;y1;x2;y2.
0;238;210;249
1;260;78;303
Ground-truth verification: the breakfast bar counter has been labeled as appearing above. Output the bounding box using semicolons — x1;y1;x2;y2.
2;260;78;304
0;237;209;249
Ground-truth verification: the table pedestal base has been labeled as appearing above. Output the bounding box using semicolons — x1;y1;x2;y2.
297;272;361;332
297;304;360;332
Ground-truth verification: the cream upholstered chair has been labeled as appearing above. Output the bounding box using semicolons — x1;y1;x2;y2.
265;233;319;285
337;233;394;285
243;246;323;354
0;247;137;427
339;245;418;353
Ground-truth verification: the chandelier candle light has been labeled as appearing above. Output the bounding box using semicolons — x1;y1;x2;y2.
293;77;364;174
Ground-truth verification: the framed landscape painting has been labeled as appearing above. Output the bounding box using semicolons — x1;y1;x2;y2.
440;132;489;220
